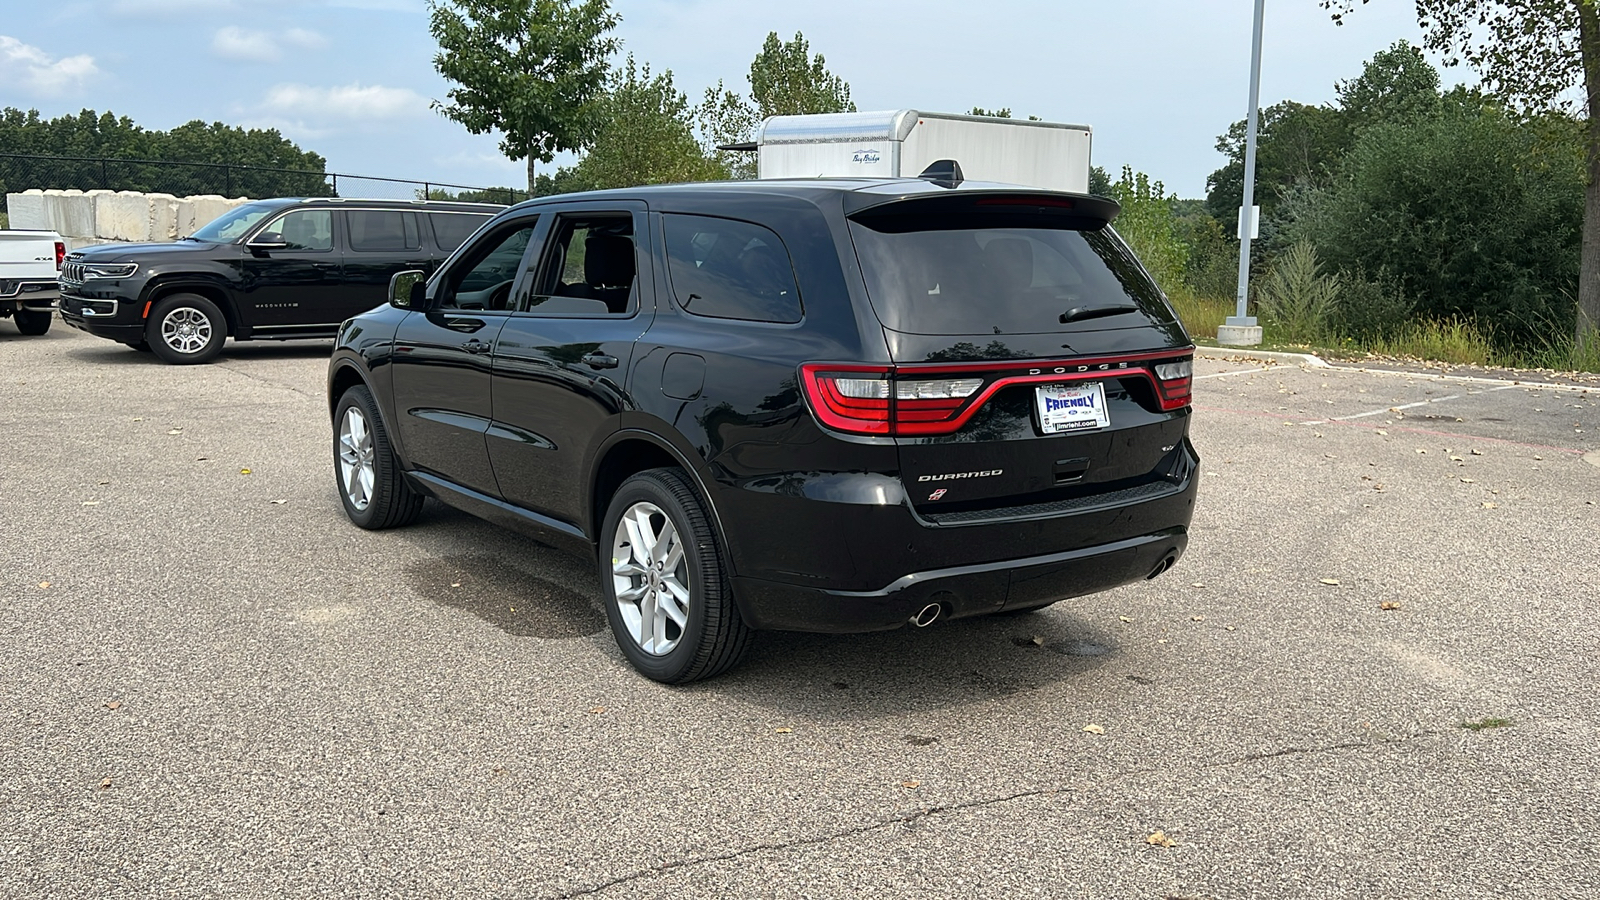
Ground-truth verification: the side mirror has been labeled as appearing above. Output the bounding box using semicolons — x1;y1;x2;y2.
389;269;427;309
248;233;288;255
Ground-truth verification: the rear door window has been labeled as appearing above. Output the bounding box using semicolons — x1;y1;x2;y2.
847;215;1174;335
663;214;801;323
430;212;492;252
347;210;420;252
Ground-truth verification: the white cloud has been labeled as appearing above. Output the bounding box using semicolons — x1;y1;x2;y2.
282;28;328;50
0;35;99;96
212;26;280;62
110;0;235;17
262;83;430;121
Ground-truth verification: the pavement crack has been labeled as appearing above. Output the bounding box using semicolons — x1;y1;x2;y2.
550;732;1432;898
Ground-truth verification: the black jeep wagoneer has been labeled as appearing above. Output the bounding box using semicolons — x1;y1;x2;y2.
327;176;1199;682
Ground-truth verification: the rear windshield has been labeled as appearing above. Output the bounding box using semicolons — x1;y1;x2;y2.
847;217;1174;335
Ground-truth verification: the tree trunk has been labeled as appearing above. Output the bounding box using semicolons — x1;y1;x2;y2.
1576;1;1600;350
527;153;537;197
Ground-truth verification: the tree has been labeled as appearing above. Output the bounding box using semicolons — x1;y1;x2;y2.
696;82;759;180
1335;40;1443;130
1324;1;1600;348
1206;100;1348;224
1107;167;1188;293
574;57;726;190
429;0;619;194
1282;102;1583;345
747;32;856;119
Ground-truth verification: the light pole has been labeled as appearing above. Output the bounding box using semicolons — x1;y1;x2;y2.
1219;0;1267;347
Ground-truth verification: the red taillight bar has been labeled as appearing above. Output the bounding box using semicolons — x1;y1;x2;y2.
55;241;65;270
801;349;1194;436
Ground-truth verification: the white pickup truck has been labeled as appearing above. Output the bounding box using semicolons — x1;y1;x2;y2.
1;230;64;335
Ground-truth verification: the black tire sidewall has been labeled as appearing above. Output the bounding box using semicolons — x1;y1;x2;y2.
599;472;721;683
14;309;51;335
146;294;225;364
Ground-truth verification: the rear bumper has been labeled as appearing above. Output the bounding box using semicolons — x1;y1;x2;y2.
0;280;58;309
733;528;1187;633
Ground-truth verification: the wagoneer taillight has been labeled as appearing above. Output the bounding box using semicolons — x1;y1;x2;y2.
800;350;1194;436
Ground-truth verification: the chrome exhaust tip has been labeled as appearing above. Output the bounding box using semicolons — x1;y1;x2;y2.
1147;555;1177;580
911;602;943;628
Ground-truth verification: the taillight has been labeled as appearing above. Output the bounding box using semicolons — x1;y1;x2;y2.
1153;358;1193;410
55;242;65;270
802;350;1194;436
800;365;984;436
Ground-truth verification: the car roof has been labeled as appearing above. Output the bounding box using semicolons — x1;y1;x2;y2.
253;197;505;212
503;177;1116;220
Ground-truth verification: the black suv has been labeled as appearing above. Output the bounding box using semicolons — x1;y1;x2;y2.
327;177;1198;682
58;197;500;363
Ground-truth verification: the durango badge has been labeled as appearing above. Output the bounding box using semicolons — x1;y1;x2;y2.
917;470;1003;482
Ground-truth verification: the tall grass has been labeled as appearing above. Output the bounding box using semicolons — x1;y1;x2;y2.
1521;328;1600;372
1363;317;1499;366
1166;286;1232;340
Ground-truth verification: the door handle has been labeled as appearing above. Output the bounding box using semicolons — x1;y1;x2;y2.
462;339;493;355
582;352;619;369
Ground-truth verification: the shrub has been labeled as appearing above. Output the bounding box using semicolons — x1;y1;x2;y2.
1257;241;1340;344
1335;267;1413;341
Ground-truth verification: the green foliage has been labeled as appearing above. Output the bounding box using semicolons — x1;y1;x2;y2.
1284;103;1582;346
1256;241;1340;344
1365;317;1499;365
429;0;619;192
748;32;856;119
573;57;727;191
1333;266;1413;341
422;186;528;204
696;82;759;180
0;107;329;200
1174;211;1238;301
1106;167;1187;293
1335;40;1442;131
1206;100;1348;225
968;107;1012;118
1088;165;1112;197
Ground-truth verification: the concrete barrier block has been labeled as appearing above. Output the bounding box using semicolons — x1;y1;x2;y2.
177;195;239;237
5;190;47;230
146;193;179;241
95;191;153;242
44;190;97;240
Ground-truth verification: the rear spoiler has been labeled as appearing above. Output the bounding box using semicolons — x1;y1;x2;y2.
843;189;1121;228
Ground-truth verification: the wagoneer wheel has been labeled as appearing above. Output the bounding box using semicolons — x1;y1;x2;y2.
334;385;424;530
146;293;225;364
600;468;751;683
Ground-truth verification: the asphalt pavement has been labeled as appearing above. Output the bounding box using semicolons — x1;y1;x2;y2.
3;326;1597;898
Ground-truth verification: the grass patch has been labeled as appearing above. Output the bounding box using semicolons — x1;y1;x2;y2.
1459;717;1514;732
1363;317;1500;366
1167;288;1232;341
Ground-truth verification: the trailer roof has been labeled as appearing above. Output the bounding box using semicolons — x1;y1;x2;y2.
755;109;1093;145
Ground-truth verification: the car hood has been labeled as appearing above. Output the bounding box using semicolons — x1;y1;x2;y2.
70;240;230;263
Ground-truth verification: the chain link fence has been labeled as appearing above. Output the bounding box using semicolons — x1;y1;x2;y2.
0;153;530;215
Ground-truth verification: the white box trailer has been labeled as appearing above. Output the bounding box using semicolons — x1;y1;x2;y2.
752;109;1093;193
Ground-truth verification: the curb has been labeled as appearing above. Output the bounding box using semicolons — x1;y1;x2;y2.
1195;346;1331;368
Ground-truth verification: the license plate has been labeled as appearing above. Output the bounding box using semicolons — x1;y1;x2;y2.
1035;382;1110;434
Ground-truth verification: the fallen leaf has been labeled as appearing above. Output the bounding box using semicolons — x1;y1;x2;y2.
1320;578;1340;586
1146;830;1176;848
1460;477;1475;483
1119;615;1131;623
269;499;287;505
99;778;112;790
775;727;792;734
239;468;252;475
1191;615;1204;622
167;429;182;435
1082;724;1105;734
1031;635;1045;646
588;706;607;715
1450;455;1465;462
1482;501;1499;509
81;500;100;506
38;581;50;589
105;701;121;710
97;480;110;485
1471;449;1484;456
1225;625;1236;632
1375;429;1388;436
1415;448;1427;454
449;582;461;588
1190;582;1204;588
1380;601;1402;611
900;780;921;789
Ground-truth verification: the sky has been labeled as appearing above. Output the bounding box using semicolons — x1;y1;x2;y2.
1;0;1472;199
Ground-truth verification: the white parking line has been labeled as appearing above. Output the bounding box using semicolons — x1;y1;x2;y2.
1195;366;1270;380
1302;384;1520;426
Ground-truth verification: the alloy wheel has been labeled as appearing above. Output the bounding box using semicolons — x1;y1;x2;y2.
610;501;690;656
160;307;212;355
338;406;376;511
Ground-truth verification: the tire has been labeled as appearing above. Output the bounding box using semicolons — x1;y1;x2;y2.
333;385;424;530
146;293;225;364
14;309;51;335
599;468;752;683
